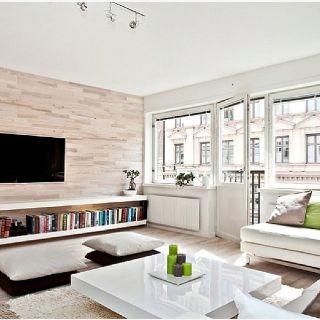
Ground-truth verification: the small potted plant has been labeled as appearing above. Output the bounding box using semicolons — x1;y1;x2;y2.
123;169;140;196
175;172;195;187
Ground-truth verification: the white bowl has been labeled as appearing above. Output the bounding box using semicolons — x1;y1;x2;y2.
123;189;138;196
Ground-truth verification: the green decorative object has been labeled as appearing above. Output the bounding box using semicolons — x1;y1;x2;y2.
303;202;320;229
169;244;178;255
167;255;177;274
182;262;192;276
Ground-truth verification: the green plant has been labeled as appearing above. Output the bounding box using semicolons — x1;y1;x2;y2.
175;172;195;187
123;170;140;190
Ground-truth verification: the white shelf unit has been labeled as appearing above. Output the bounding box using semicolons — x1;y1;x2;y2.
0;195;148;245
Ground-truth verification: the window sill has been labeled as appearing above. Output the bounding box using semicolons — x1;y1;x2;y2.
260;186;320;193
143;183;216;190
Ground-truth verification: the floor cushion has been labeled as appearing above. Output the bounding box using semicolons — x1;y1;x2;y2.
85;249;160;266
83;231;164;256
0;270;76;296
0;245;86;296
240;223;320;256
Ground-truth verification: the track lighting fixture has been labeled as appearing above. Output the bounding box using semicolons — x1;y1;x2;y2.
129;13;138;29
77;2;87;12
105;2;116;22
77;2;145;29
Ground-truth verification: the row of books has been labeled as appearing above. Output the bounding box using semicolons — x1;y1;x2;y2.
0;217;11;238
26;207;145;234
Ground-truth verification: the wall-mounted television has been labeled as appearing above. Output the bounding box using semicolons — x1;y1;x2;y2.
0;133;65;183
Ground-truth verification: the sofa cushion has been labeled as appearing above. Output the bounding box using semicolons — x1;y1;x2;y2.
267;191;312;226
241;223;320;256
83;232;164;256
303;202;320;229
0;246;86;281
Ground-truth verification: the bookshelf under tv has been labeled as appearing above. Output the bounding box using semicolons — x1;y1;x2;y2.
0;195;148;246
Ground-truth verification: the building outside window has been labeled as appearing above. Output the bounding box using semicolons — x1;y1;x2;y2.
174;144;184;164
222;140;234;164
175;118;182;128
200;113;210;126
224;107;234;121
275;102;290;115
250;138;260;164
306;134;320;163
200;142;210;165
275;136;289;163
306;97;320;112
251;100;261;118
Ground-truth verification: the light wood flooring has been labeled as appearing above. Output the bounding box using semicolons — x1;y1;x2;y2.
0;225;320;315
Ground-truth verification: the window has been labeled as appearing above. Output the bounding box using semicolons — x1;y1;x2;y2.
250;138;260;164
275;102;290;115
174;144;184;164
153;107;212;183
222;140;234;164
200;113;210;126
175;118;182;128
224;107;234;121
200;142;210;165
306;97;320;112
275;136;289;163
251;100;261;118
307;134;320;163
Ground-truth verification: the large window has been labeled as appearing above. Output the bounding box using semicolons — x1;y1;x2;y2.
250;138;260;164
222;140;234;164
175;144;184;164
275;136;289;163
307;134;320;163
200;142;210;165
271;86;320;185
153;107;212;183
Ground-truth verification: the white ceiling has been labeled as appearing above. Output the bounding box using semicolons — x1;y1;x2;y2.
0;2;320;96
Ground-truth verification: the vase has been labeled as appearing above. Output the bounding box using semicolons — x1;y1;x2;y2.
123;189;137;196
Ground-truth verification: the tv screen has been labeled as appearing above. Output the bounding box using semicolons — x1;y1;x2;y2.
0;133;65;183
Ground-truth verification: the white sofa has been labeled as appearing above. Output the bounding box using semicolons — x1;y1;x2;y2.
240;195;320;270
241;223;320;269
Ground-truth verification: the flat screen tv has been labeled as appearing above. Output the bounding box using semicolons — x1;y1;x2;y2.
0;133;65;183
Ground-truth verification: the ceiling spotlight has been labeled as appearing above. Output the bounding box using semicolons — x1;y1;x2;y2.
77;2;87;12
105;3;116;22
129;14;138;29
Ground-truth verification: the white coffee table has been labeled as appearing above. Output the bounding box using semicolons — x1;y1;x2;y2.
71;253;281;319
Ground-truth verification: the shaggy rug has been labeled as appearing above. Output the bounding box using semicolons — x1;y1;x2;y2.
0;284;302;319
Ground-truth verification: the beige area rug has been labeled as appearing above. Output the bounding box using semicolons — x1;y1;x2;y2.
3;286;123;319
0;285;302;319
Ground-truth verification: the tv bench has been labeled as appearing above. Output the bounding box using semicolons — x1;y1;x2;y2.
0;195;148;246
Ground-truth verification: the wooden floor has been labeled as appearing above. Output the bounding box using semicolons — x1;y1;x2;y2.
1;225;320;313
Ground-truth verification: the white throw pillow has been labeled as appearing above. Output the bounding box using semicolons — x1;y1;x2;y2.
83;231;164;256
0;246;86;281
234;288;315;319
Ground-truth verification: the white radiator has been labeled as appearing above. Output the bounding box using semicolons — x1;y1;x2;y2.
147;195;200;231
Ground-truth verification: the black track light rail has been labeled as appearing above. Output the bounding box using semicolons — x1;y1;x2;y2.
111;2;145;17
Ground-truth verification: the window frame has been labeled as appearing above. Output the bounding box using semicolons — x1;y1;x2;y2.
268;84;320;189
275;135;289;163
174;143;184;165
222;140;234;165
152;104;214;185
200;141;210;165
306;133;320;164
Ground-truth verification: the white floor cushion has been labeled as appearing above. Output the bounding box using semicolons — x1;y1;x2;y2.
83;231;164;256
240;223;320;256
0;246;86;281
234;288;315;319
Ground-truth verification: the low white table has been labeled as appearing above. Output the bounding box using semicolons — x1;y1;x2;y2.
71;253;281;319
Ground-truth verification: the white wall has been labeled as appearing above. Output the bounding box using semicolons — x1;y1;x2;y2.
144;54;320;240
145;54;320;112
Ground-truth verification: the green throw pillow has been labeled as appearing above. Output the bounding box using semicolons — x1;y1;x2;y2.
303;202;320;229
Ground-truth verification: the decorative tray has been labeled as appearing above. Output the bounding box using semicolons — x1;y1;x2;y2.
149;269;205;285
